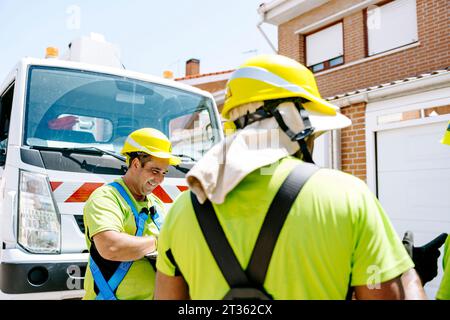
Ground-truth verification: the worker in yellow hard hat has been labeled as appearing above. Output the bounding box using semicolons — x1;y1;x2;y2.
154;54;426;300
83;128;180;300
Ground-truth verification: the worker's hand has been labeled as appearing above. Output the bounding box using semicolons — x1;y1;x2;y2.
144;235;158;262
145;251;158;261
402;231;448;285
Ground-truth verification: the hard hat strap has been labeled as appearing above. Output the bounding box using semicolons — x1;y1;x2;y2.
270;106;314;163
232;98;315;164
299;138;314;164
265;98;315;164
233;107;272;129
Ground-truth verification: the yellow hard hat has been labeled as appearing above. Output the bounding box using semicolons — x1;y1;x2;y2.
222;54;339;120
441;121;450;146
121;128;180;166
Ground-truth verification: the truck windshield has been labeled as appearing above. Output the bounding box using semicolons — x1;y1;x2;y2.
24;66;221;162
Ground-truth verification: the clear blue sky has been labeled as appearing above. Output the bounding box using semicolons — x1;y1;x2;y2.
0;0;277;80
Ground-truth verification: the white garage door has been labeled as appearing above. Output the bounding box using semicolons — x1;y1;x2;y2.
377;120;450;299
313;131;331;168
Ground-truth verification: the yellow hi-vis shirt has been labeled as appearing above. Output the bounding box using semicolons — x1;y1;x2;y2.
156;157;414;299
83;178;165;300
437;236;450;300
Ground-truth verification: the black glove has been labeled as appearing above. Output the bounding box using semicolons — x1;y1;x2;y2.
402;231;448;285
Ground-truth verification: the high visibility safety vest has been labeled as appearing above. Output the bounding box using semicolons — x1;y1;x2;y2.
89;182;161;300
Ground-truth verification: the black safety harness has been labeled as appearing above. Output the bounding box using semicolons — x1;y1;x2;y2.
191;162;320;300
190;99;321;299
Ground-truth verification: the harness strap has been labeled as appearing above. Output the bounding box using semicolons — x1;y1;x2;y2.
110;182;139;221
92;181;148;300
191;162;319;296
149;206;162;231
246;162;319;285
89;257;117;300
191;193;251;287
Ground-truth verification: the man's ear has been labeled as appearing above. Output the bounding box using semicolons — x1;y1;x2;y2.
130;157;140;170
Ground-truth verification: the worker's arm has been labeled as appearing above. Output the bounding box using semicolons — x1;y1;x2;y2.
353;268;427;300
93;230;157;262
154;271;190;300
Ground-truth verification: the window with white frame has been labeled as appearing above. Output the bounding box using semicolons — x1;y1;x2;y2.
306;22;344;73
367;0;418;56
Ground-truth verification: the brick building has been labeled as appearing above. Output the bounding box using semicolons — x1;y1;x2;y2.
259;0;450;297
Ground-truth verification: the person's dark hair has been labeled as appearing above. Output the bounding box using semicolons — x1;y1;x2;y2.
128;152;152;167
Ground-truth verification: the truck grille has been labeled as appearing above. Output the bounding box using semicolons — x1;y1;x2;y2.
74;215;85;234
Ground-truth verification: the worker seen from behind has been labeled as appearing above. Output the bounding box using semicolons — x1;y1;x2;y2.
83;128;180;300
154;54;426;300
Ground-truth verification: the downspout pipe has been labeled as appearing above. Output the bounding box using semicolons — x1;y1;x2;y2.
257;4;278;53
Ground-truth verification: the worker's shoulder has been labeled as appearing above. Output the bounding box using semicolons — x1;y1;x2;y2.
164;190;194;223
83;184;123;218
85;183;118;203
276;156;369;192
305;168;370;196
312;167;367;188
169;190;192;212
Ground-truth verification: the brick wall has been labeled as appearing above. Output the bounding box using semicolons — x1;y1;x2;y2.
343;11;366;63
278;24;303;62
278;0;450;98
278;0;362;62
340;102;367;181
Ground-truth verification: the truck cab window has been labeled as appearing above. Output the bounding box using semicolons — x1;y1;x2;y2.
24;67;221;160
0;82;14;166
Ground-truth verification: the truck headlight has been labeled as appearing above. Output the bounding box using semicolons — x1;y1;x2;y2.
18;170;61;254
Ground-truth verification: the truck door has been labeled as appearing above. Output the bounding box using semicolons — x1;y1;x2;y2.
0;82;14;168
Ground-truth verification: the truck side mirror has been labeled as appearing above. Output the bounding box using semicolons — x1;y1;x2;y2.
204;123;215;143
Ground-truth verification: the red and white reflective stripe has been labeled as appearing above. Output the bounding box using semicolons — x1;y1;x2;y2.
50;182;188;203
152;185;188;203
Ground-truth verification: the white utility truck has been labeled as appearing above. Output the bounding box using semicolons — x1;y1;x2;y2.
0;34;223;299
